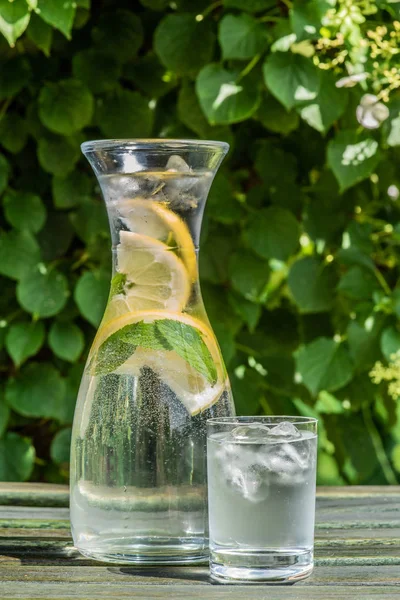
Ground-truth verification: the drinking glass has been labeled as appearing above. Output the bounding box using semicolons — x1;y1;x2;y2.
207;416;317;583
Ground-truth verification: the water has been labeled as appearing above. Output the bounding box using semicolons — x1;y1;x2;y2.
207;423;317;582
71;374;232;563
70;154;235;564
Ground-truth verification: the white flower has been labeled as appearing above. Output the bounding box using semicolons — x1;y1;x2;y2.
356;94;389;129
336;73;368;88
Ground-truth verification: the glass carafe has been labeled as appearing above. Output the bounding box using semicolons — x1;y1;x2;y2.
70;139;235;564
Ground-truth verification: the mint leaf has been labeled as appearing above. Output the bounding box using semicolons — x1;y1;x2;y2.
120;321;168;350
109;273;126;297
94;334;134;375
94;318;218;385
156;319;218;385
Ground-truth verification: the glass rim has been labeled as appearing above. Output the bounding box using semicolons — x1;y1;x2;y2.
207;416;318;426
81;138;230;154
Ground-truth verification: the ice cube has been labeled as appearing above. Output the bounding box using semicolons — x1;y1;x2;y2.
216;442;270;502
166;155;190;173
267;421;301;442
230;424;270;442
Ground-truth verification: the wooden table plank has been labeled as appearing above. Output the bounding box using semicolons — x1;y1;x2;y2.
1;583;400;599
0;484;399;598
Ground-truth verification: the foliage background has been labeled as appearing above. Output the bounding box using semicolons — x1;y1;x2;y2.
1;0;400;485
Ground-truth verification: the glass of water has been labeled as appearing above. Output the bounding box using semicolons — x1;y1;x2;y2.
207;416;318;583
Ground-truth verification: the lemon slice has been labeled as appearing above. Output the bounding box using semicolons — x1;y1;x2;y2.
93;310;228;415
118;198;197;282
104;231;190;321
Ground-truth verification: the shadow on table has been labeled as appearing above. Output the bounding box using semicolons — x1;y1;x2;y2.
110;565;211;584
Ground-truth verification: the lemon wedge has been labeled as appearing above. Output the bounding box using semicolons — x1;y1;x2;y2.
104;231;190;321
118;198;197;282
92;310;228;415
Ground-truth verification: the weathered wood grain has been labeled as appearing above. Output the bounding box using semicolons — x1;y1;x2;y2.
1;582;400;599
0;483;69;507
0;564;400;585
0;484;399;598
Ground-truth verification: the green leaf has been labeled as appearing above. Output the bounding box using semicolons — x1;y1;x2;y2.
140;0;169;9
124;53;177;99
219;13;268;60
347;317;384;371
39;80;94;135
26;11;52;56
158;319;218;384
200;228;236;284
244;206;300;261
254;140;298;188
37;134;80;175
207;173;243;224
0;56;31;100
263;52;320;110
155;14;215;75
387;114;400;147
327;130;382;192
6;362;66;419
37;211;74;261
70;200;108;243
381;326;400;361
5;321;45;367
228;290;261;332
299;72;348;133
315;390;345;415
0;229;41;280
0;432;35;482
95;318;218;385
296;337;353;396
231;366;264;415
72;49;121;94
0;397;9;437
196;64;261;125
50;427;72;464
96;90;153;139
256;93;300;135
229;250;270;301
290;0;329;41
177;82;232;143
288;256;337;313
92;10;143;62
52;171;91;209
0;0;30;47
48;321;84;363
0;152;10;194
74;270;109;327
3;190;46;233
94;332;137;375
0;113;28;153
59;363;82;425
223;0;275;11
337;266;380;300
17;265;69;318
34;0;76;39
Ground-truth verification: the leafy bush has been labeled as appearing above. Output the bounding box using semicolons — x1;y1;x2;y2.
0;0;400;485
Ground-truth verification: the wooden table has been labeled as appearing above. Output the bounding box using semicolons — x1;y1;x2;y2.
0;484;399;599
